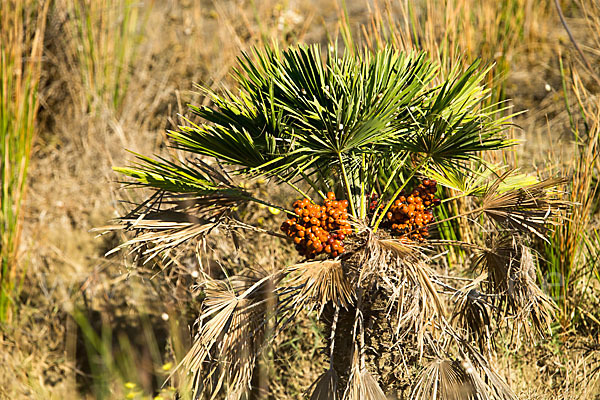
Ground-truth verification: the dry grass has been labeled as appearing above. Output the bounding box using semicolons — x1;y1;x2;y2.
0;0;50;322
1;0;600;399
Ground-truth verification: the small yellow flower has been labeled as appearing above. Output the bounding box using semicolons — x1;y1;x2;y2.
124;382;137;389
161;362;173;371
126;392;136;399
268;206;281;215
153;396;164;400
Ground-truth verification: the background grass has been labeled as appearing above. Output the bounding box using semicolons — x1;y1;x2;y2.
1;0;50;323
1;0;599;398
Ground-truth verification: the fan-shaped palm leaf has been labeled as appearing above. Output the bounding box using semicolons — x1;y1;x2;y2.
480;175;569;240
175;271;281;399
412;359;477;400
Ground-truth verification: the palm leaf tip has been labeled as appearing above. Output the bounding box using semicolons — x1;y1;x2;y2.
114;154;248;197
458;343;518;400
396;61;516;166
102;189;243;261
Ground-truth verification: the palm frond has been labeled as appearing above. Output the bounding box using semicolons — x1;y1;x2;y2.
457;342;518;400
308;368;339;400
378;238;446;318
98;190;237;262
450;276;493;352
284;260;354;313
115;153;245;195
343;355;387;400
427;163;539;197
394;62;516;167
356;232;421;284
174;270;281;399
480;175;570;240
475;234;555;338
412;359;477;400
508;243;555;339
358;234;446;354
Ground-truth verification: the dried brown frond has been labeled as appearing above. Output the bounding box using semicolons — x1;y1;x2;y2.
379;238;444;314
99;190;240;262
343;355;386;400
457;342;518;400
481;174;569;240
475;234;517;297
105;219;216;264
507;244;555;339
174;270;281;399
412;358;477;400
308;368;339;400
451;276;493;352
475;234;555;338
284;260;354;312
358;234;447;355
377;238;416;259
356;231;424;285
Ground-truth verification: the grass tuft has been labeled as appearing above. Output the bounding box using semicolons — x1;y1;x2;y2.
0;0;50;322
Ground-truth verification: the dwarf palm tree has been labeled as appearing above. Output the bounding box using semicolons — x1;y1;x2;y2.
110;43;566;399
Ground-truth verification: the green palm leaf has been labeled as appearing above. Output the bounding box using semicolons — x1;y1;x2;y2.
117;43;515;222
114;152;246;197
392;61;515;166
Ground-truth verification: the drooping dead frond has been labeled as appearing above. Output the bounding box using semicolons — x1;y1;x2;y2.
475;234;555;338
412;358;477;400
480;175;569;240
174;270;281;400
475;234;516;298
355;231;425;285
380;239;445;316
394;257;448;355
506;244;555;339
284;260;354;312
105;219;216;264
358;234;447;355
457;342;518;400
343;355;387;400
378;238;416;259
99;190;241;262
308;368;339;400
107;155;254;257
451;276;493;352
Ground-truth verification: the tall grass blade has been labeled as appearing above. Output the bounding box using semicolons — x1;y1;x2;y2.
0;0;50;322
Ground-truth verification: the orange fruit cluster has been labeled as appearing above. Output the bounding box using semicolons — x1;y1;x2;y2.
385;179;441;241
281;192;352;258
368;192;380;212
